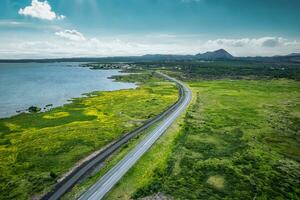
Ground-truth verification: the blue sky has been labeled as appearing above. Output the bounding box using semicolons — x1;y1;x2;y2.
0;0;300;58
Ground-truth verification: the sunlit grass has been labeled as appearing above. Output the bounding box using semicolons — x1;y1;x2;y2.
128;79;300;200
0;72;178;200
104;109;186;200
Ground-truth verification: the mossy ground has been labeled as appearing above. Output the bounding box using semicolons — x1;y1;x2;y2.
109;79;300;200
0;72;178;200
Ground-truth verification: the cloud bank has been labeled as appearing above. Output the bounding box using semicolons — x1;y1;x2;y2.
0;35;299;59
204;37;300;56
19;0;65;20
55;30;86;41
206;37;288;48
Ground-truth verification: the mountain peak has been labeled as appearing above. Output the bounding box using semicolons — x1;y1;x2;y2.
196;49;234;60
214;48;228;53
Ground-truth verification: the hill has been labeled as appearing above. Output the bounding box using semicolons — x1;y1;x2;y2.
196;49;234;60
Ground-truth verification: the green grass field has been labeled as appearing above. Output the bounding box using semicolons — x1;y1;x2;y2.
109;78;299;199
0;72;178;200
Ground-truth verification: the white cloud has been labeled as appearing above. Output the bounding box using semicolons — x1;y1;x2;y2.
0;20;26;26
0;37;199;59
204;37;300;56
19;0;65;20
0;20;62;31
259;37;286;47
206;37;287;48
55;30;86;41
0;35;299;59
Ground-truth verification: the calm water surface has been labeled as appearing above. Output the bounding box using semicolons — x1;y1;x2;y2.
0;62;136;118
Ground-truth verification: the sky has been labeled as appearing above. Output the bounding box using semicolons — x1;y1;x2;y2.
0;0;300;59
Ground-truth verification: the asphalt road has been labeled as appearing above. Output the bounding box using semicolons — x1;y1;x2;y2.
43;72;186;200
78;72;192;200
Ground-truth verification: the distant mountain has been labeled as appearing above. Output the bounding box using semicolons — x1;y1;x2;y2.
286;53;300;57
274;53;300;63
140;49;234;61
196;49;234;60
236;52;300;63
1;50;300;63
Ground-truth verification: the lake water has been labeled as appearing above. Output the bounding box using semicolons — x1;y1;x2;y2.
0;62;136;118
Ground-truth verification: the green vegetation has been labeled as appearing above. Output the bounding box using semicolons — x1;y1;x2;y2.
136;60;300;80
0;72;178;200
103;108;186;200
61;112;173;200
62;71;187;200
1;60;299;200
63;61;300;200
114;78;299;199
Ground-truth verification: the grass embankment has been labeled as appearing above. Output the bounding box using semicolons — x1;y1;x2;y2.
110;79;300;199
0;72;178;200
103;106;188;200
61;111;183;200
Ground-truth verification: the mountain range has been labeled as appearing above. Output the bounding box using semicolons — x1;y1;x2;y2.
0;49;299;63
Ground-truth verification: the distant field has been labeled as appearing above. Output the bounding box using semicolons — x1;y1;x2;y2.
111;78;300;199
0;72;178;200
137;60;300;80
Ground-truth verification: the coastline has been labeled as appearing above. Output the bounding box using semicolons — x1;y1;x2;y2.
0;64;137;120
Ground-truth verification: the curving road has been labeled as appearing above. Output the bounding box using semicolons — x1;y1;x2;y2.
78;72;192;200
